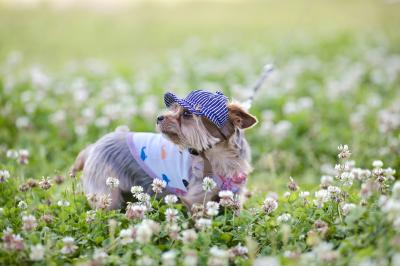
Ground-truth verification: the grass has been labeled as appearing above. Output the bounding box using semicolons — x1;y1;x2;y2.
0;0;400;265
1;0;400;66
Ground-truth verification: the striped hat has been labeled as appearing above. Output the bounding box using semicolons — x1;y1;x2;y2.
164;90;229;128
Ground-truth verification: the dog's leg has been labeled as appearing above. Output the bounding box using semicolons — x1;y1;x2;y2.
70;144;92;177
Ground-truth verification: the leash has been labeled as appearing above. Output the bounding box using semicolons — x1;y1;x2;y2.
242;63;274;109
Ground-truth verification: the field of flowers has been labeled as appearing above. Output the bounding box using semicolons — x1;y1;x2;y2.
1;1;400;265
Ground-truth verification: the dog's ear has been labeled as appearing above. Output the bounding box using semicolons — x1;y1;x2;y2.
228;103;258;129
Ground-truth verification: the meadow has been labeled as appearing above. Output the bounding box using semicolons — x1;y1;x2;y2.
0;1;400;265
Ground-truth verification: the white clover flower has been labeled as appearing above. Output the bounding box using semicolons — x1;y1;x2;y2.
125;203;147;220
299;191;310;198
253;256;280;266
152;178;167;194
202;177;217;192
287;177;298;191
320;175;333;186
262;197;278;214
218;190;234;207
131;185;144;195
181;229;198;244
166;223;180;240
313;190;330;208
335;163;351;175
136;221;153;244
18;200;28;210
385;167;396;180
381;198;400;222
29;244;45;261
0;170;10;183
93;248;108;261
1;228;24;251
165;194;178;205
313;241;338;261
206;201;220;216
141;219;161;234
86;210;97;223
98;194;112;210
266;192;278;200
195;218;212;230
351;168;371;181
165;208;179;224
161;250;177;266
337;144;351;159
327;186;341;195
119;227;134;245
219;190;234;199
57;200;70;207
339;172;354;186
347;160;356;169
39;176;51;190
22;215;37;231
136;193;151;203
208;246;229;266
372;160;383;168
276;213;291;224
283;191;291;198
341;203;357;216
378;195;388;207
6;150;18;159
18;149;29;164
137;256;155;266
283;250;298;259
168;224;181;240
183;250;198;266
106;177;119;189
60;237;77;255
229;243;248;258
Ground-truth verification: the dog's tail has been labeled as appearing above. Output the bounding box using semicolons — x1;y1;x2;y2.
242;64;274;109
70;145;92;177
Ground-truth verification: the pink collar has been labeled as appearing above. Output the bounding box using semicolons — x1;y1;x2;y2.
214;172;247;193
190;155;247;193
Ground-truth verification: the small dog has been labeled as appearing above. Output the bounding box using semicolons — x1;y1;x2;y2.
71;90;257;210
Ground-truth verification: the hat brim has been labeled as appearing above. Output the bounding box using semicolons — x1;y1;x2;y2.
164;92;201;115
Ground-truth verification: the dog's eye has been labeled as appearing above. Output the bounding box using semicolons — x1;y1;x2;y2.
182;110;192;119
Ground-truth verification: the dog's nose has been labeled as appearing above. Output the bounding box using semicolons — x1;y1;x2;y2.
157;115;164;124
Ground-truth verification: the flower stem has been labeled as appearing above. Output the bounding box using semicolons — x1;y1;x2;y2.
337;203;343;223
202;191;208;208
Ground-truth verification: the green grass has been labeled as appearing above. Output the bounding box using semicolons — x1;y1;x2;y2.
0;1;400;265
1;0;399;66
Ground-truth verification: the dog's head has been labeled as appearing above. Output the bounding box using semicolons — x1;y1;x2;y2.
156;100;257;153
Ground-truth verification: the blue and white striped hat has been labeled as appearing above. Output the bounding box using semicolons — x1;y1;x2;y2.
164;90;229;128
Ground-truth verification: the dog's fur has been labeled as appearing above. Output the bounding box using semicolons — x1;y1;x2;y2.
71;101;257;210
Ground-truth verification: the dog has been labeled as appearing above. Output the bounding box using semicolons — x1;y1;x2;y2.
71;90;257;210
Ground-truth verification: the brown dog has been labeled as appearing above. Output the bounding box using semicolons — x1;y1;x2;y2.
71;91;257;210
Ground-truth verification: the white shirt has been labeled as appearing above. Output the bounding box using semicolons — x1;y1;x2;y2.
126;132;192;195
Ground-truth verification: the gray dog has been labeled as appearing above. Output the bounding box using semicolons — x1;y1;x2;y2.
71;90;257;210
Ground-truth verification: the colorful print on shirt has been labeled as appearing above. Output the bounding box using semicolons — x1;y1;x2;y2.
126;132;192;195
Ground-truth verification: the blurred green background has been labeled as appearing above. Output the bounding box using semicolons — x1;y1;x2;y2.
1;0;399;67
1;0;400;191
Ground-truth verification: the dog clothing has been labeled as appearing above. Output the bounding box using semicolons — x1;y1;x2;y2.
126;132;247;196
126;132;192;195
